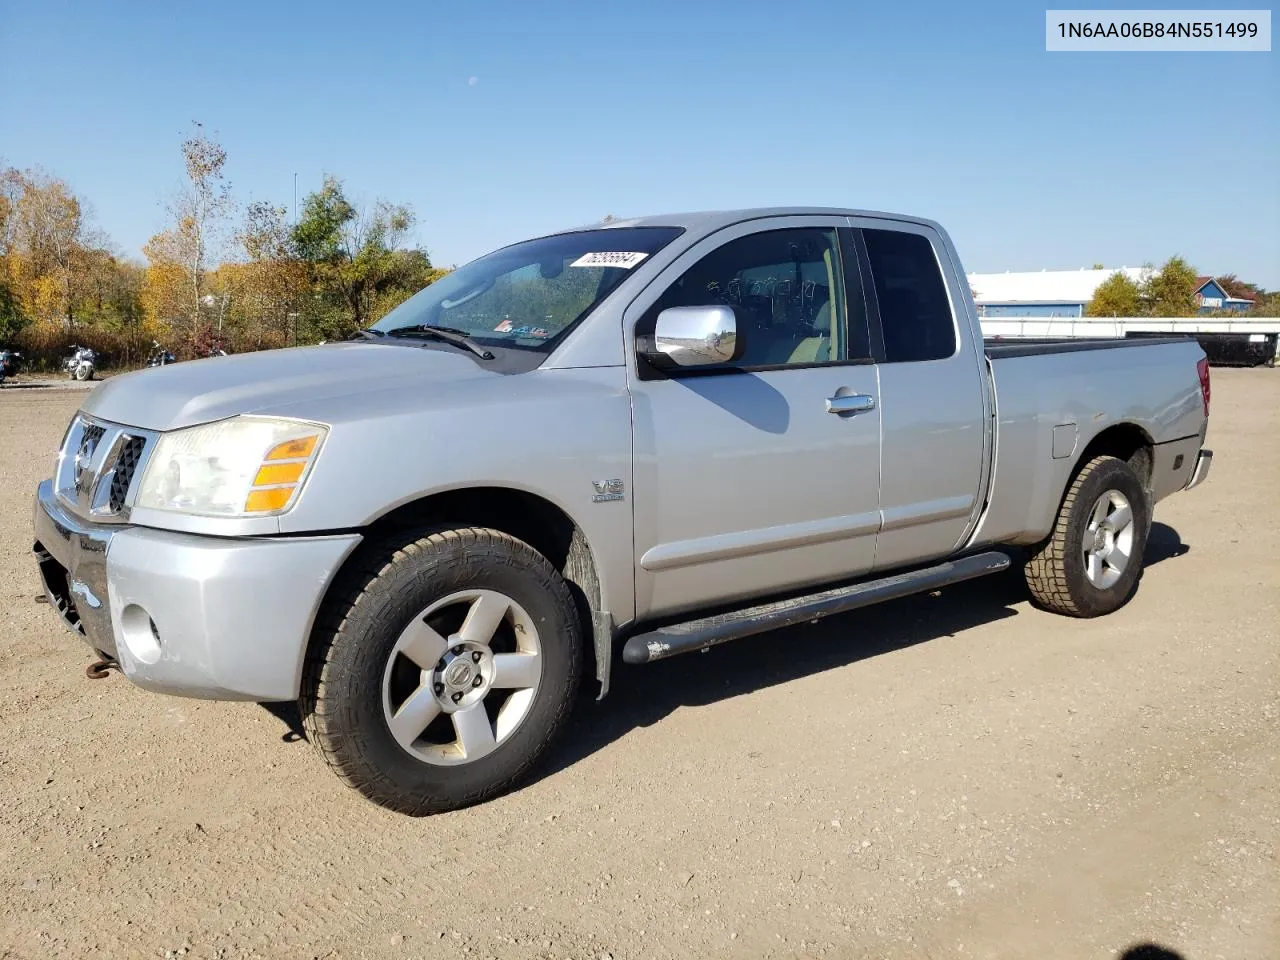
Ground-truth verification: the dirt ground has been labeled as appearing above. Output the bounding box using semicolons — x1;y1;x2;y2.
1;370;1276;960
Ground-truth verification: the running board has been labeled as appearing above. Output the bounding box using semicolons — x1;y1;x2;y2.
621;551;1011;665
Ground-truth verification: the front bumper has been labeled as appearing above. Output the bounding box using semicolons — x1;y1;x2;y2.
33;479;361;701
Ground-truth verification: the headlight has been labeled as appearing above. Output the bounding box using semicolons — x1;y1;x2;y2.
135;416;328;517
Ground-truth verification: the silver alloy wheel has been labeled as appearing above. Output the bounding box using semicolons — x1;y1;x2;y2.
381;589;543;766
1081;489;1135;589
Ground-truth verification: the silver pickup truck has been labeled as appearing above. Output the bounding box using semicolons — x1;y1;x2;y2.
33;208;1213;814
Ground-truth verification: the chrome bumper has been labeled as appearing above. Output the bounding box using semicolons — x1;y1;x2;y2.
33;480;361;701
1184;448;1213;491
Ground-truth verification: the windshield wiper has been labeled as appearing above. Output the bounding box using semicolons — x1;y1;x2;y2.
347;328;385;341
384;325;495;360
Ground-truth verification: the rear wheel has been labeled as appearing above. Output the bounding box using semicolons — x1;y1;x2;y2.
301;527;582;815
1024;455;1150;617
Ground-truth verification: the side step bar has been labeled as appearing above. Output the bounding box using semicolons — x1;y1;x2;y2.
622;551;1011;665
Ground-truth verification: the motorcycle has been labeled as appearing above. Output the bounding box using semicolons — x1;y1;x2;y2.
63;345;97;381
147;341;177;367
0;348;21;385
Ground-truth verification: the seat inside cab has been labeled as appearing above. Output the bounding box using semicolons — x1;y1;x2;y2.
741;245;842;366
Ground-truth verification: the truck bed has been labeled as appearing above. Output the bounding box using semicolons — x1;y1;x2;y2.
971;335;1207;551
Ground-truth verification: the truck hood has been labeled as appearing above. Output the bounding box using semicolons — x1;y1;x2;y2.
81;342;499;431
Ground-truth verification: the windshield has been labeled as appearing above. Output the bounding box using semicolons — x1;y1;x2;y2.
370;226;684;350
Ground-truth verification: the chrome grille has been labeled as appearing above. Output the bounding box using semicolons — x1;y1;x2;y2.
55;415;156;522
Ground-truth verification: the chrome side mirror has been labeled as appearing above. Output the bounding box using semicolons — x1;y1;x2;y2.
647;305;742;368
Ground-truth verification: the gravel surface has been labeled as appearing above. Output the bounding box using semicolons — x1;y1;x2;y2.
1;370;1276;960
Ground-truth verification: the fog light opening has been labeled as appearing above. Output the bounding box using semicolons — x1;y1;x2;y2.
121;603;162;665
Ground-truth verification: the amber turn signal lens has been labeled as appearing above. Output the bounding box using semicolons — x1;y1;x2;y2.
265;435;317;460
244;487;294;513
253;462;306;486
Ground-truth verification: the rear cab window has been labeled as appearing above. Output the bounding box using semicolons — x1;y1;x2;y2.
862;228;957;363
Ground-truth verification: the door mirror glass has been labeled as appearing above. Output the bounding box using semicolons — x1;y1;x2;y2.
649;305;742;367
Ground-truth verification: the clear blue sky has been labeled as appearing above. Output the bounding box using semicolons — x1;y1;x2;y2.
2;0;1277;285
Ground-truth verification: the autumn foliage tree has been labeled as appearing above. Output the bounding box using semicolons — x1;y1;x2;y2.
5;129;446;365
1214;274;1265;306
4;168;84;324
142;124;233;349
0;163;144;359
208;201;308;349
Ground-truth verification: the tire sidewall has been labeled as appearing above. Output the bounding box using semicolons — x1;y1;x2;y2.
1061;458;1150;615
319;533;582;810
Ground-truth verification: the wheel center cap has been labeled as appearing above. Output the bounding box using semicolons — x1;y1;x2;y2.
443;660;474;688
1092;529;1108;553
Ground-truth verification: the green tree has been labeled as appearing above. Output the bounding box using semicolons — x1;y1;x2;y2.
1085;271;1142;317
291;175;435;338
1143;256;1200;318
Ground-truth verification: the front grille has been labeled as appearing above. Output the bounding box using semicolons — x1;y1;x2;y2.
108;436;145;511
56;415;157;521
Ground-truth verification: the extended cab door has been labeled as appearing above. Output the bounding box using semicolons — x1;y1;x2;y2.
625;217;882;620
851;220;990;570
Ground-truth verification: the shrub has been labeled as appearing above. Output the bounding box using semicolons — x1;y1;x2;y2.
14;323;158;373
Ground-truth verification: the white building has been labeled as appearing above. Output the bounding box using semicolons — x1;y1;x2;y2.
967;267;1149;318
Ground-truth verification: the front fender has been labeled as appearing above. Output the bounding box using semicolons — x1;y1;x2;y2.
276;366;636;624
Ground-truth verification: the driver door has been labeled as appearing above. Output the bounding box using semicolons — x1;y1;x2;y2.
626;217;883;620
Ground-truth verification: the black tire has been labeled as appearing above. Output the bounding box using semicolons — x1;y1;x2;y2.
1024;455;1151;617
300;527;583;815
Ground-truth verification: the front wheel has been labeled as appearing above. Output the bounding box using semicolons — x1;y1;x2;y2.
1024;455;1151;617
301;527;583;815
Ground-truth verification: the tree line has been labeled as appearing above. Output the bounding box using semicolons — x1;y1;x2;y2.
0;124;446;369
1086;256;1278;318
4;129;1276;370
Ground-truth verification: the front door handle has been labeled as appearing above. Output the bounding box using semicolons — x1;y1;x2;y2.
825;393;876;415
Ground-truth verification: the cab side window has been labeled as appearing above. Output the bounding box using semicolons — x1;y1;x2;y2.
862;229;957;363
641;228;864;369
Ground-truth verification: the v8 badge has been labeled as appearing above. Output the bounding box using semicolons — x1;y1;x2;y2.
591;479;625;503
